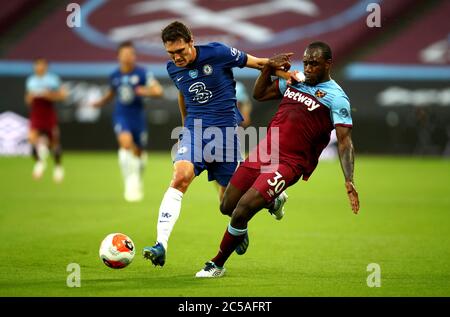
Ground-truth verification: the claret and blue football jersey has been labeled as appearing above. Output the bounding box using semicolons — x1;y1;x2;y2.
278;78;353;128
247;77;353;180
243;77;353;182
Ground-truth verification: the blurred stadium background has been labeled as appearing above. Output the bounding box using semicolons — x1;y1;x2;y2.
0;0;449;297
1;0;449;155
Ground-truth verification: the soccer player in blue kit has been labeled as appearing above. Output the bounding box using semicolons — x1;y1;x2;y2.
94;41;163;202
143;21;290;266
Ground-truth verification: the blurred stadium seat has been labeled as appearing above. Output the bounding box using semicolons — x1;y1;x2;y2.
0;0;40;36
0;0;448;155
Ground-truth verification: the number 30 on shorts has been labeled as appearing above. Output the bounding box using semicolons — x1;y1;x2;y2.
267;171;286;194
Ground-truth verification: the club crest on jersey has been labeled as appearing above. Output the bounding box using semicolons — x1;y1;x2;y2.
178;146;188;154
315;89;327;98
130;75;139;85
203;64;213;75
339;108;350;118
189;69;198;79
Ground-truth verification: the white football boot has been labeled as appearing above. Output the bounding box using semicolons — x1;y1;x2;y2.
195;261;226;278
124;173;143;202
53;166;64;183
32;143;49;179
32;161;46;179
268;191;288;220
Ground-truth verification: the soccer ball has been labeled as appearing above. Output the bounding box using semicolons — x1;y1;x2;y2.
99;233;135;269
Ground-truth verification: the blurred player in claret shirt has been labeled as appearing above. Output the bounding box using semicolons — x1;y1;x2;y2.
196;42;360;278
93;41;163;202
25;58;67;182
142;21;293;267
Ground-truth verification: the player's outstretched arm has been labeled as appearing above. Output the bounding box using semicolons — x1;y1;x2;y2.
245;54;269;70
336;125;360;214
24;92;34;106
253;53;298;101
135;79;164;98
149;79;164;97
253;53;291;101
92;89;115;108
41;86;68;102
246;53;293;71
253;64;281;101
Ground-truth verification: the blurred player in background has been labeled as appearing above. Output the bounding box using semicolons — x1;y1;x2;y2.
320;129;338;160
143;21;291;267
235;81;253;128
93;41;163;202
196;42;360;278
25;58;67;182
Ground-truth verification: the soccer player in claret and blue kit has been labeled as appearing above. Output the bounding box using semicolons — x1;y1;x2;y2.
195;42;360;278
25;58;67;182
94;41;163;202
143;21;292;267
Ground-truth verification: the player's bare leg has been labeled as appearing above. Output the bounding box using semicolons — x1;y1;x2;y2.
29;129;39;161
221;179;287;220
219;183;243;216
29;129;49;179
213;181;226;203
50;127;64;183
139;150;148;181
196;188;266;278
132;145;145;196
219;181;287;255
218;183;250;255
143;160;195;266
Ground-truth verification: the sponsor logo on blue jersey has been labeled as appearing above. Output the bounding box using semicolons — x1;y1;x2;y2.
189;69;198;79
189;82;213;104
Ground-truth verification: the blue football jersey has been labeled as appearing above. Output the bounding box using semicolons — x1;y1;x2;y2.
110;66;153;117
166;42;248;128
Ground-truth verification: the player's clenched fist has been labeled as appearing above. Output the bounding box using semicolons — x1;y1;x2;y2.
345;181;360;214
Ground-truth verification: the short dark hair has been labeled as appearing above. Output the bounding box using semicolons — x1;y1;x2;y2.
118;41;134;52
161;21;192;43
307;41;332;60
34;57;47;64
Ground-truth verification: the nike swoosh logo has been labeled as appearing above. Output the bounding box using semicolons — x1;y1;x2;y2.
176;76;183;82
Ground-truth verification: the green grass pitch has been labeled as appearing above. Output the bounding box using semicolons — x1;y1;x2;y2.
0;152;449;296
